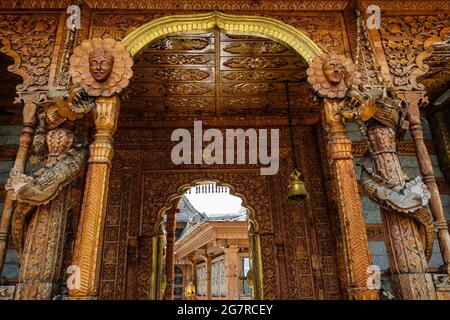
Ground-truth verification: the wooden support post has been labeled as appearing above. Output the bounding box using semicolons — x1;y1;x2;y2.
0;99;37;273
164;208;178;300
321;98;378;300
401;91;450;274
224;245;240;300
68;96;120;299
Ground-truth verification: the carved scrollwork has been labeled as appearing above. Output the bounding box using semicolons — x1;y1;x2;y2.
380;15;450;90
0;14;59;91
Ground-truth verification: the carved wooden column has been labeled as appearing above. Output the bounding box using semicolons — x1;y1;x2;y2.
321;98;377;300
401;91;450;274
0;100;36;272
164;208;177;300
224;245;240;300
68;96;120;300
367;125;436;299
204;253;213;300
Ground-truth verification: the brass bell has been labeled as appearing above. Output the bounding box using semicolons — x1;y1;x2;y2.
246;269;254;288
287;169;309;201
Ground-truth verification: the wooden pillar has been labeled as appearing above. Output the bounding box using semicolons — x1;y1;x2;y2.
68;96;120;300
321;98;378;300
224;245;240;300
367;125;436;299
204;253;213;300
0;99;37;273
401;91;450;274
164;208;178;300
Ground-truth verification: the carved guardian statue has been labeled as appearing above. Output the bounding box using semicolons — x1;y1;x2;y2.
5;90;90;300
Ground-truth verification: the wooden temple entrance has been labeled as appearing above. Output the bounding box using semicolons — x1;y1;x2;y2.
94;28;345;299
3;5;448;301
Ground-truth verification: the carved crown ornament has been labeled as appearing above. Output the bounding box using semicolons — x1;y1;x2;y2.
69;38;133;97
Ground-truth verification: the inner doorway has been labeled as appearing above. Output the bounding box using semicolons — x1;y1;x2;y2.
159;181;256;300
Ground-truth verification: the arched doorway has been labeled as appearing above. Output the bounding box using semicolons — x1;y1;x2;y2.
155;180;263;300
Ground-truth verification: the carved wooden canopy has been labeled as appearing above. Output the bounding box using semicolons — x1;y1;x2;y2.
121;31;316;120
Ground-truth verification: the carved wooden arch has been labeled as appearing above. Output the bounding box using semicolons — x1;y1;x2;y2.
0;36;31;92
154;178;264;299
121;11;323;63
155;178;260;235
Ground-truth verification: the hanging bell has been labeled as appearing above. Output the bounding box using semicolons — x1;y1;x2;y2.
246;269;254;288
287;169;309;202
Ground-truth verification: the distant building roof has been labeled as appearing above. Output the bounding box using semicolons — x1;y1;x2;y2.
175;195;247;238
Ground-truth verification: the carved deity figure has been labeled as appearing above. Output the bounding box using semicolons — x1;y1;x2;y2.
89;48;115;83
342;84;437;299
306;53;361;99
70;38;133;97
5;90;89;300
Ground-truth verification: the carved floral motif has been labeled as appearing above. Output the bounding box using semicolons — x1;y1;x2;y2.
0;14;59;91
380;15;450;90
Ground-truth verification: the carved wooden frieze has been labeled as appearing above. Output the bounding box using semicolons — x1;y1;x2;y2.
153;68;211;81
123;31;309;119
150;38;210;51
222;70;281;81
222;83;276;95
142;54;212;65
379;15;450;91
223;41;288;54
0;14;60;91
223;57;289;69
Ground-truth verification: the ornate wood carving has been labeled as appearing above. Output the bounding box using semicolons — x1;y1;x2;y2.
97;126;342;300
342;83;437;299
308;54;377;300
4;108;88;299
379;15;449;94
401;91;450;274
69;96;121;299
85;0;349;11
0;14;60;92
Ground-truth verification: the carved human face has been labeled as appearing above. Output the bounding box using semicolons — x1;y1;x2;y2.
322;60;345;85
46;129;74;155
89;48;114;82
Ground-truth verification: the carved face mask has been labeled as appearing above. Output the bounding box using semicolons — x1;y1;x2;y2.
89;48;114;83
322;60;344;85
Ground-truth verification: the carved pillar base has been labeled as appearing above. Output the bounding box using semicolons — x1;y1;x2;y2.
14;187;71;300
348;287;380;300
392;273;436;300
433;274;450;300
